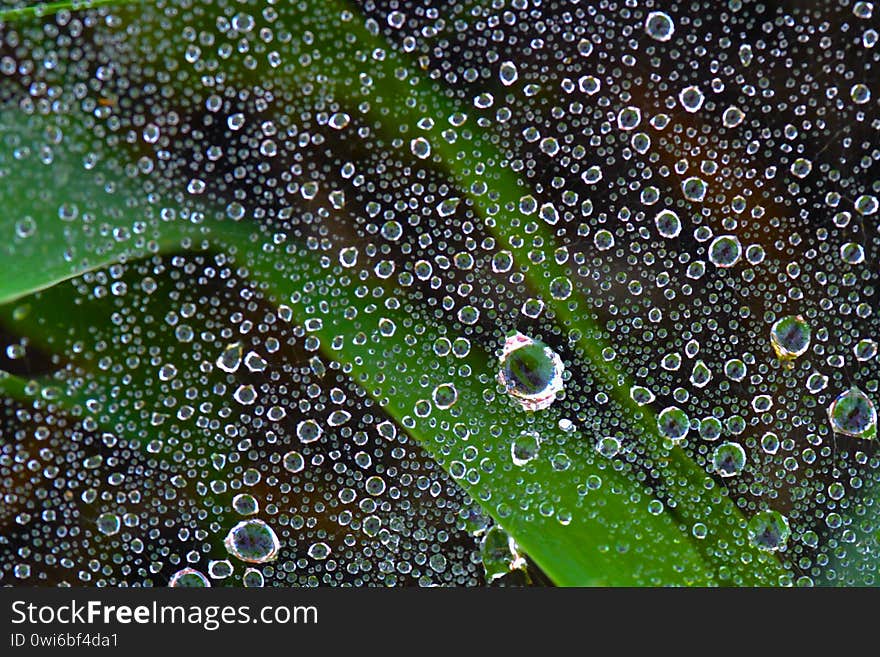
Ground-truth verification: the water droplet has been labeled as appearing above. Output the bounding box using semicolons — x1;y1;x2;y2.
682;176;707;201
644;11;675;42
224;520;280;563
480;526;522;582
328;112;350;129
549;276;572;300
722;105;745;127
432;383;458;409
497;333;565;411
690;360;712;388
511;431;540;466
242;568;264;588
96;512;121;536
244;351;267;372
283;450;305;474
594;229;615;250
854;1;875;19
748;511;790;552
216;342;243;373
596;436;621;458
617;106;641;131
657;406;690;442
855;194;878;215
699;417;722;441
233;384;257;405
828;387;877;439
630;385;656;405
296;419;323;444
851;83;871;104
708;235;742;268
840;242;865;265
790;157;812;178
712;442;746;477
208;560;233;579
770;315;811;362
854;339;878;362
232;493;259;516
499;60;518;86
169;568;211;587
307;542;331;560
654;209;682;238
411;137;431;159
679;86;705;113
724;358;747;381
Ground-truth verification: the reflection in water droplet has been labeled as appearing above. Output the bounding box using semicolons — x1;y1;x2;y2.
770;315;811;362
630;385;656;406
596;436;621;458
511;430;540;466
307;542;331;560
282;450;305;473
828;387;877;439
497;333;564;411
216;342;243;373
208;559;233;579
722;105;745;127
296;419;323;444
232;493;259;516
682;176;707;201
657;406;690;442
699;417;722;441
644;11;675;42
96;512;121;536
242;568;264;588
480;526;523;582
712;442;746;477
169;568;211;587
654;209;682;238
499;60;518;86
708;235;742;268
679;85;705;113
224;519;280;563
748;510;790;552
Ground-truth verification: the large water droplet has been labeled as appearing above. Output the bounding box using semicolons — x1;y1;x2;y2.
770;315;811;362
748;511;790;552
712;442;746;477
169;568;211;587
497;332;564;411
511;430;540;466
828;387;877;439
224;520;280;563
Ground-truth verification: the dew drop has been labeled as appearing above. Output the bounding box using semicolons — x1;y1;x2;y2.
654;209;682;238
497;333;565;411
644;11;675;42
828;387;877;439
708;235;742;268
748;511;791;552
224;519;280;563
296;419;323;444
657;406;690;442
712;442;746;477
169;568;211;587
511;431;540;466
770;315;811;361
499;60;519;86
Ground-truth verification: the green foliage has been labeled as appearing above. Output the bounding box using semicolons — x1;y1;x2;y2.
0;0;814;586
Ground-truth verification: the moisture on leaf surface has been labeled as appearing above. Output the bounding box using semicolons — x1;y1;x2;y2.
0;0;878;588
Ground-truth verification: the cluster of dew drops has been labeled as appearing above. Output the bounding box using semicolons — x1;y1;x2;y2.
0;0;879;587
